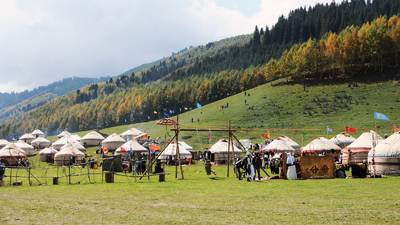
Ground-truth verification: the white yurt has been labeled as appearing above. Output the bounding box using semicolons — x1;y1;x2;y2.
31;137;52;149
368;132;400;175
39;147;58;162
31;129;45;138
178;141;193;151
54;146;85;166
102;133;126;151
52;137;78;150
81;131;105;147
115;140;148;158
70;134;82;143
15;142;35;156
0;144;27;166
276;136;301;154
60;142;86;154
238;139;252;150
19;133;36;144
329;132;356;149
57;130;71;139
0;139;10;148
262;139;295;153
301;137;341;155
341;130;383;164
159;142;192;160
209;139;244;162
120;128;143;141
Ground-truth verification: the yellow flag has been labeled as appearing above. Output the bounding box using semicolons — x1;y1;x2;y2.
184;107;188;110
154;111;157;114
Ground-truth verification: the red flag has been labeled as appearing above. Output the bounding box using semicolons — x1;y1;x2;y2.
346;126;356;133
103;146;109;153
395;126;399;132
209;134;216;138
120;147;127;152
262;134;269;139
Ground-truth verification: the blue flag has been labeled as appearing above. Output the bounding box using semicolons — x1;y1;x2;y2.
169;110;173;114
327;127;333;134
374;112;389;121
125;119;127;123
127;136;130;142
197;102;202;108
179;108;182;112
164;112;169;117
130;147;133;155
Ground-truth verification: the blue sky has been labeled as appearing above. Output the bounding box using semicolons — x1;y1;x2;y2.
0;0;334;93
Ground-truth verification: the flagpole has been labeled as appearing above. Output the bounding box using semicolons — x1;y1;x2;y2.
302;128;304;147
326;126;328;138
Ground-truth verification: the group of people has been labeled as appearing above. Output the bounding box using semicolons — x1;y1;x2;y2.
17;158;30;167
235;151;263;182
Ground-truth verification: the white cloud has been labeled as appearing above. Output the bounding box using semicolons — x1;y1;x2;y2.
0;0;334;93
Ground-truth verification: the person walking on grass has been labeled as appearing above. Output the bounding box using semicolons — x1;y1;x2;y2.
204;148;216;175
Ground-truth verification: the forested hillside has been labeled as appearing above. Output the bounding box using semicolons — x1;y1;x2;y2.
1;0;400;139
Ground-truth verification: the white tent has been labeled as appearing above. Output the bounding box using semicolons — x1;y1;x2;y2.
54;146;85;166
178;141;193;151
70;134;82;143
19;133;36;144
0;139;10;149
0;144;27;166
57;131;71;139
39;147;58;162
329;132;356;148
31;129;45;138
120;128;143;141
15;142;35;156
160;142;192;160
115;140;148;158
301;137;341;155
209;139;244;162
368;132;400;175
52;137;78;150
31;137;52;149
102;133;126;151
61;142;86;153
276;136;301;155
262;139;295;153
341;130;383;164
81;131;105;147
238;139;252;150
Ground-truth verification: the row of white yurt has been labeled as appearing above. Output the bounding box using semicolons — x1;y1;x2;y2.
0;144;27;166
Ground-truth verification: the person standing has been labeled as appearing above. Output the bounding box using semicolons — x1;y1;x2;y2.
0;159;5;182
204;148;216;175
253;152;262;180
245;152;255;181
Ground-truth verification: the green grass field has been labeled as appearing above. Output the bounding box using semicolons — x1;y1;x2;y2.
1;160;400;224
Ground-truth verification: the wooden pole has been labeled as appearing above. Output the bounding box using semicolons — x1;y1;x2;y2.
227;120;231;177
87;163;91;183
177;114;184;180
28;167;31;186
69;164;71;185
10;168;12;186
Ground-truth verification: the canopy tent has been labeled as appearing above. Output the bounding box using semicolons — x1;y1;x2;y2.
54;146;85;166
102;133;126;151
159;142;192;160
341;130;383;164
238;139;252;150
57;130;71;139
15;142;35;156
0;144;27;166
39;147;58;162
0;139;10;149
81;131;105;147
31;129;45;138
301;137;341;155
329;132;356;148
262;139;295;153
368;132;400;175
19;133;36;144
70;134;82;143
115;140;148;158
52;137;78;150
120;128;143;141
209;139;244;162
31;137;52;149
60;142;86;153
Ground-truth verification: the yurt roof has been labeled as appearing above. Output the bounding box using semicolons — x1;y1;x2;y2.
329;132;356;145
81;131;105;141
371;132;400;155
343;130;383;150
19;133;35;140
70;134;81;142
0;139;10;146
102;133;126;143
178;141;193;151
31;129;45;135
302;137;341;153
31;137;51;144
15;142;34;150
55;146;85;157
116;140;147;152
262;139;295;152
61;142;86;151
276;136;301;149
0;144;27;156
53;137;78;146
210;139;242;153
58;131;71;138
39;147;58;155
121;128;143;136
161;142;192;157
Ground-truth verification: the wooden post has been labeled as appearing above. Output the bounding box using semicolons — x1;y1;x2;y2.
87;163;91;183
177;114;184;180
227;120;231;177
10;168;12;186
28;167;31;186
69;164;71;185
